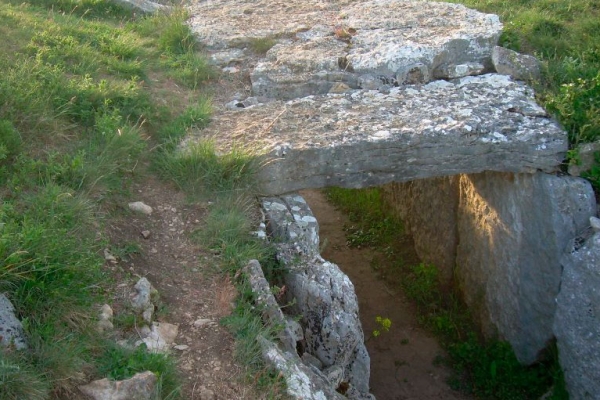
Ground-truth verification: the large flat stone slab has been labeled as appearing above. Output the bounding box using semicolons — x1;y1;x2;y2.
194;74;567;195
251;0;502;99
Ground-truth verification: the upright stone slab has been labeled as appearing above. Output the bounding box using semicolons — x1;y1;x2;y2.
197;74;566;195
262;195;373;398
382;177;460;287
554;228;600;399
456;172;596;364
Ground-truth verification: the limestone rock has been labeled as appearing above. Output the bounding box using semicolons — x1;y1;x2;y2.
568;141;600;177
382;177;460;287
554;231;600;399
136;322;178;353
0;294;27;350
79;371;157;400
110;0;166;14
262;195;372;397
456;172;596;363
128;201;153;215
492;46;541;82
258;336;346;400
198;74;567;196
244;259;297;353
97;304;114;333
249;1;501;99
130;278;157;319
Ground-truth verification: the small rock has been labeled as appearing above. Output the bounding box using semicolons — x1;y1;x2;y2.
193;318;213;328
222;66;239;74
128;202;153;215
492;46;541;82
173;344;189;351
142;304;155;324
79;371;157;400
568;141;600;177
130;278;156;313
136;322;178;353
328;82;351;94
591;217;600;232
199;386;215;400
103;249;117;263
0;294;27;350
141;230;151;239
97;304;114;333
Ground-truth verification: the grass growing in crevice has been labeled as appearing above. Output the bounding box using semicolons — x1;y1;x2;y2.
325;187;566;400
0;1;216;397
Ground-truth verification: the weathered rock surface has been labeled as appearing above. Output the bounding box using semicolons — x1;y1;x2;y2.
258;336;346;400
554;229;600;399
0;293;27;350
136;322;178;353
244;259;298;353
568;141;600;177
251;1;501;99
383;172;596;364
110;0;167;14
457;172;595;363
79;371;157;400
492;46;541;82
261;195;372;398
198;74;566;195
130;277;157;323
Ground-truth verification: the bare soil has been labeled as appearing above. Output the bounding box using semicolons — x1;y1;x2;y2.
106;176;260;400
301;189;471;400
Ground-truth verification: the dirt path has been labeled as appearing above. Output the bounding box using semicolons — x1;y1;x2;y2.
107;177;260;400
300;189;470;400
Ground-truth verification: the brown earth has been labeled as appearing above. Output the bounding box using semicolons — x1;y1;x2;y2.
300;189;471;400
105;176;263;400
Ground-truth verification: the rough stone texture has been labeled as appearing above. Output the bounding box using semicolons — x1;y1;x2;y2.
136;322;178;353
258;336;346;400
456;172;596;364
554;230;600;399
128;201;153;215
110;0;167;13
97;304;114;333
188;0;356;50
244;259;298;353
568;141;600;177
492;46;541;82
382;172;596;364
196;74;566;195
262;195;372;398
382;177;460;287
0;294;27;350
130;277;157;319
247;1;501;99
79;371;157;400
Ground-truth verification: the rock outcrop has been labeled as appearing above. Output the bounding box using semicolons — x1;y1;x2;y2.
554;220;600;399
383;172;596;364
0;294;27;350
260;195;373;399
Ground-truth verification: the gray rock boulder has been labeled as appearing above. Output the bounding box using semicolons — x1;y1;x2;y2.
198;74;567;196
79;371;157;400
0;294;27;350
456;172;596;364
492;46;541;82
554;229;600;399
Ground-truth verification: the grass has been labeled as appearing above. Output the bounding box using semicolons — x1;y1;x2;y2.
0;0;216;398
326;187;566;400
444;0;600;189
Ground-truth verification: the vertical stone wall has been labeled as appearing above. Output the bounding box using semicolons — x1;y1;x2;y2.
382;171;596;364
